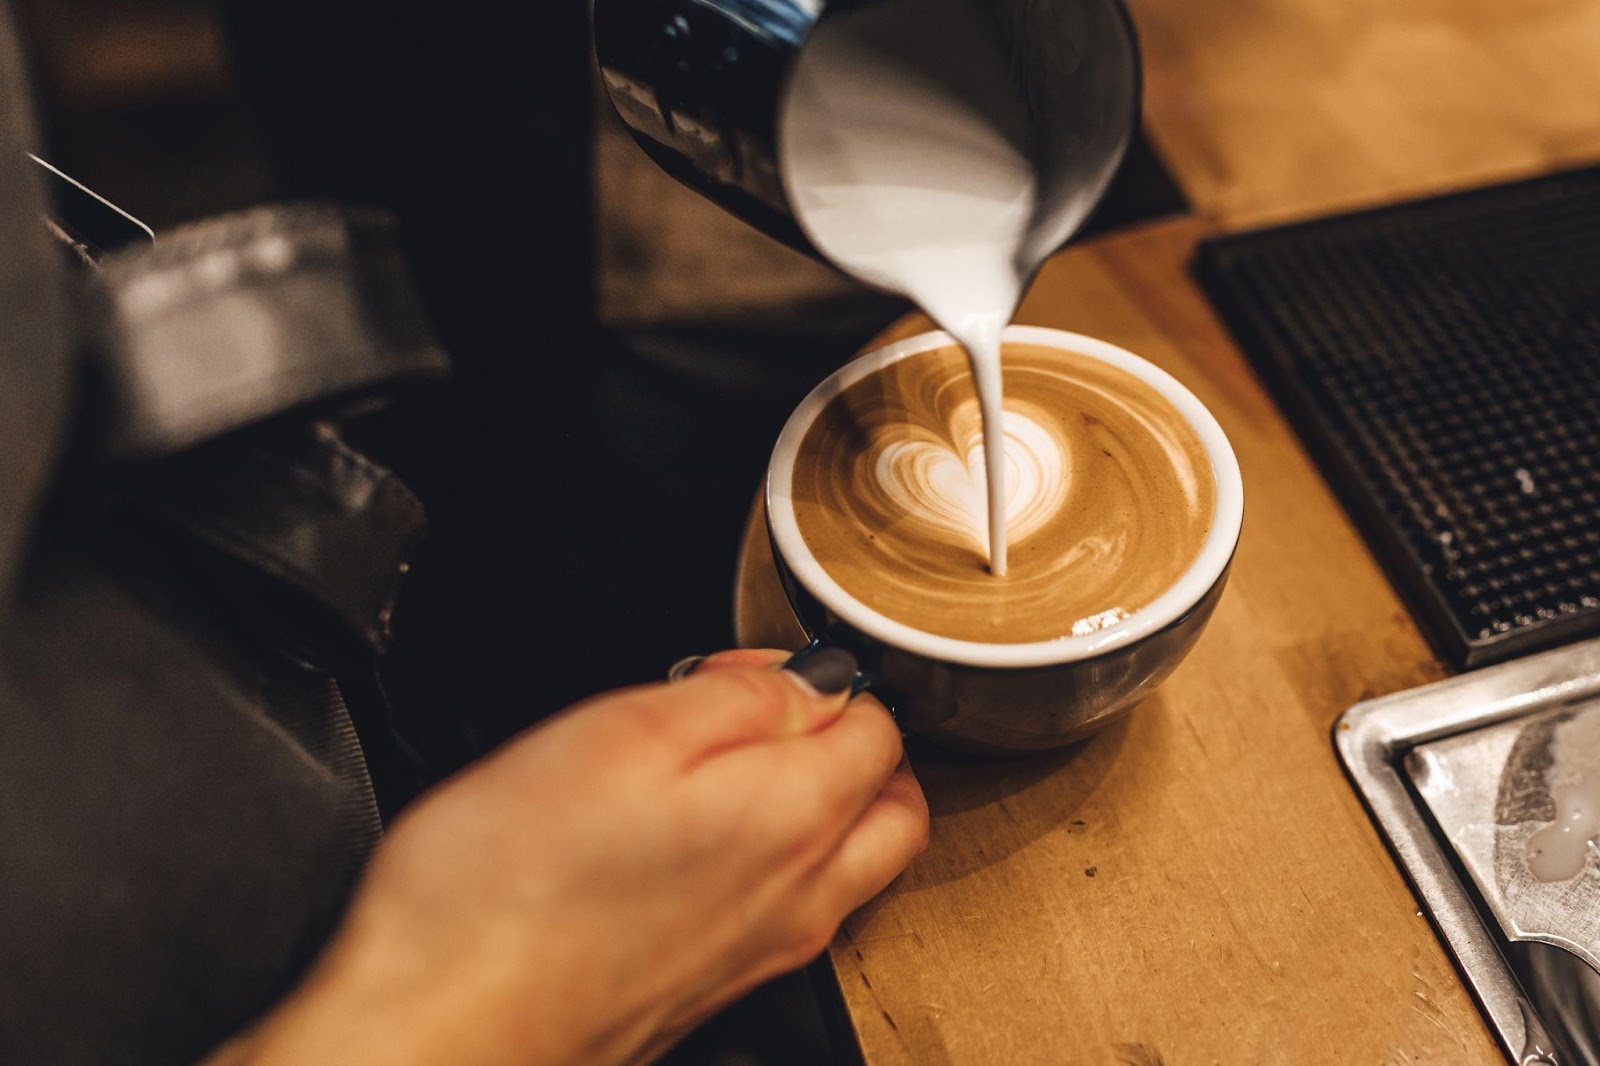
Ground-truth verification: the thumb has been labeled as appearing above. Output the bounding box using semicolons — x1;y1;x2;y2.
600;648;862;757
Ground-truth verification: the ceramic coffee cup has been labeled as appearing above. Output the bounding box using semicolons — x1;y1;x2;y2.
765;325;1244;755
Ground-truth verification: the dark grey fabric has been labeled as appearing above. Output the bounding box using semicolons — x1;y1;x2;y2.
0;531;381;1066
0;6;448;1062
93;204;448;463
0;0;70;597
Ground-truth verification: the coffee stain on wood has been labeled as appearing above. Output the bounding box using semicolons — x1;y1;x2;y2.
1113;1044;1167;1066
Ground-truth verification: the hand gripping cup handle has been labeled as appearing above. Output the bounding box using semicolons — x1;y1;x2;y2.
759;325;1245;755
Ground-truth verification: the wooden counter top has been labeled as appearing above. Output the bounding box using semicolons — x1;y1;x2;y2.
733;5;1600;1058
734;216;1503;1064
1128;0;1600;226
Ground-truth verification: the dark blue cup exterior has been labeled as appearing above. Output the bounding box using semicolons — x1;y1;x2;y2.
771;534;1234;755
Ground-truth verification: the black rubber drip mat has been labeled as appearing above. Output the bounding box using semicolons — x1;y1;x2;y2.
1196;165;1600;669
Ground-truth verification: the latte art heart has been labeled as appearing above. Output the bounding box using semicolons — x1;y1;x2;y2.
872;410;1067;553
789;342;1217;644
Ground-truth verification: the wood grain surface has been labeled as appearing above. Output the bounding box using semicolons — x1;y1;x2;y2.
1127;0;1600;226
733;217;1503;1064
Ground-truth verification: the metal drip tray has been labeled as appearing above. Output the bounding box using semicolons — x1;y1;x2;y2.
1339;640;1600;1065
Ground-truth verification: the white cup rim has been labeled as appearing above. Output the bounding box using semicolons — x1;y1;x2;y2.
766;325;1244;668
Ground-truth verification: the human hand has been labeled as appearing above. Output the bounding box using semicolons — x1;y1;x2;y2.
219;648;926;1066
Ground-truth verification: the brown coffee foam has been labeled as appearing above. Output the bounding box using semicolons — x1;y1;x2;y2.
790;342;1217;643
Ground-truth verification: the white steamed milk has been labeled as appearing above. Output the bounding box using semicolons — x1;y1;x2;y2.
1527;776;1600;882
1523;710;1600;882
780;0;1043;576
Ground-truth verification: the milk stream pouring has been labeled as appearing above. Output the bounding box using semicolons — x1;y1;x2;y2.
593;0;1141;572
782;0;1036;573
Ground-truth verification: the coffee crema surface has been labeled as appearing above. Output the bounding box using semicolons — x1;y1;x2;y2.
790;342;1217;643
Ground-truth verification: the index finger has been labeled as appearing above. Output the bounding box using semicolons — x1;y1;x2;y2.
582;660;854;765
692;649;791;674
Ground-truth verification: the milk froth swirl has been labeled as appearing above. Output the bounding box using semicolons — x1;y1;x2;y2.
790;342;1217;644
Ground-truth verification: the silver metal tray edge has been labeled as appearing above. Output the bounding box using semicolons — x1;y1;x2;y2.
1335;638;1600;1066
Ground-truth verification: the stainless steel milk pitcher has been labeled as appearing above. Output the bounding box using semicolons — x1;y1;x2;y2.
592;0;1141;274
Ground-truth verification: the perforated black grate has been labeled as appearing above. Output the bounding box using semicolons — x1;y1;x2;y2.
1196;166;1600;669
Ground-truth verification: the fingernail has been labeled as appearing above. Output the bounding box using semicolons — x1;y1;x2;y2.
781;646;859;697
666;655;706;682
